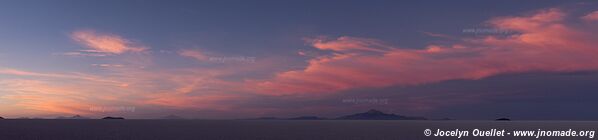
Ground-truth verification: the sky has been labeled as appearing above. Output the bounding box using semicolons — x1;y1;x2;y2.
1;0;598;120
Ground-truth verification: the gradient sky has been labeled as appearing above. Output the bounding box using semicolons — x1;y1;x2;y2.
1;0;598;120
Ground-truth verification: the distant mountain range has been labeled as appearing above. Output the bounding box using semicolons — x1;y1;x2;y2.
2;110;433;120
336;109;427;120
249;109;427;120
56;115;90;119
495;118;511;121
102;116;125;119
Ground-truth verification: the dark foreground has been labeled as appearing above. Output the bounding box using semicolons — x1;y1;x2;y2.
0;120;596;140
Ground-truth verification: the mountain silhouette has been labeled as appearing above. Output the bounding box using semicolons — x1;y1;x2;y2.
249;109;427;120
102;116;125;120
56;115;90;119
336;109;427;120
0;116;3;119
495;118;511;121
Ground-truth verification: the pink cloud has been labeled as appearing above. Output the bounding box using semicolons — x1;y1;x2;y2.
252;8;598;95
582;10;598;21
71;30;146;54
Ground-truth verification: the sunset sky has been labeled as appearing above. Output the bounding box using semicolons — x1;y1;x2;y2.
1;0;598;120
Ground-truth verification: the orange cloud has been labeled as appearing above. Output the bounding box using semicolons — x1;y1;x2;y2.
0;66;245;117
0;67;149;117
0;68;65;78
0;68;127;87
71;30;146;54
307;36;394;53
252;8;598;95
0;80;101;116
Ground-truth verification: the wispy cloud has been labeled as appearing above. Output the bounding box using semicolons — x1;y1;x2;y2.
305;36;394;53
582;10;598;21
178;49;209;61
91;64;125;68
420;31;455;39
70;30;147;54
0;80;94;116
0;68;128;87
